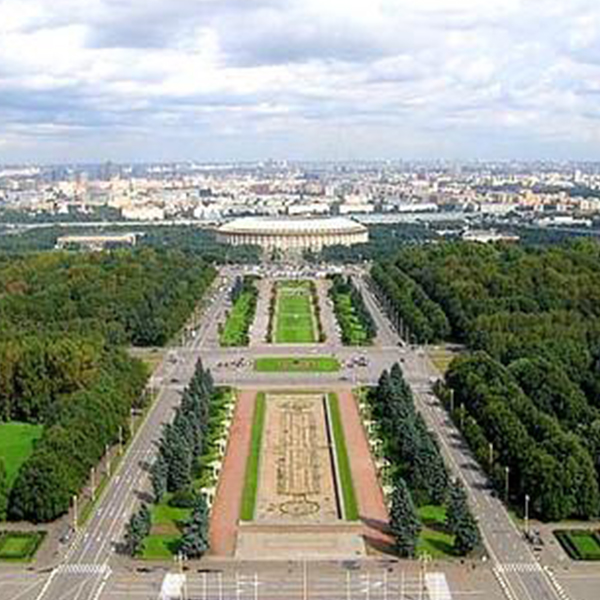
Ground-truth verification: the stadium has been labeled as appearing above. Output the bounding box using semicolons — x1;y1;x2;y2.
216;217;368;251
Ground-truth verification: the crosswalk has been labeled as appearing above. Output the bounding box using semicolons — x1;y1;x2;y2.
495;562;544;574
55;564;112;576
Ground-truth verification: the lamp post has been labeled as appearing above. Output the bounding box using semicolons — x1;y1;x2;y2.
505;466;510;503
525;494;530;536
488;442;494;471
72;495;78;532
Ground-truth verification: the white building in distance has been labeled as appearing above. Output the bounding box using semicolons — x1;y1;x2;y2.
216;216;368;251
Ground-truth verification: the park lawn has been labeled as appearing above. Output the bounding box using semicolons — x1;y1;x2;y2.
416;504;456;558
0;422;44;486
275;282;317;343
417;528;455;559
141;534;181;560
240;393;266;521
328;394;359;521
220;290;256;346
0;531;45;562
151;500;191;529
418;504;447;525
254;356;340;373
555;530;600;560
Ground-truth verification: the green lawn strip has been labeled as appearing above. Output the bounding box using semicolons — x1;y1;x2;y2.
0;531;46;562
555;530;600;560
254;356;340;373
141;534;182;560
416;504;456;559
220;290;257;347
327;394;359;521
0;422;44;486
275;281;317;343
240;393;266;521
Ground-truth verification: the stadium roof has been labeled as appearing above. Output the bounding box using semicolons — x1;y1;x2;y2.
218;216;366;235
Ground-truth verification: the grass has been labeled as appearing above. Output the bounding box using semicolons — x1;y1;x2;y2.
0;531;45;562
151;501;191;529
275;281;317;343
254;356;340;373
141;534;182;560
220;288;257;347
240;393;266;521
416;504;455;559
427;346;461;375
0;422;44;486
328;394;359;521
555;529;600;561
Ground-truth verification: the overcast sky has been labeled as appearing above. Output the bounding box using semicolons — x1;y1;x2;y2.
0;0;599;163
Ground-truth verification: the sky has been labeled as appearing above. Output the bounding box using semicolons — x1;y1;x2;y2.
0;0;599;163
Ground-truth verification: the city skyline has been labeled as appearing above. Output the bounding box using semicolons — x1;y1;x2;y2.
1;0;600;163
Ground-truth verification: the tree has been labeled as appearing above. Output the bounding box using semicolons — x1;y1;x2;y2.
150;453;168;503
179;494;210;558
123;503;152;557
0;459;8;520
389;477;421;558
447;481;480;556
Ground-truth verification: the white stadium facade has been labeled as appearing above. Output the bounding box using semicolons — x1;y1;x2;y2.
215;217;368;251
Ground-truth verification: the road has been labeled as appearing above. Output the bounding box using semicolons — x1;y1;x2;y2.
31;271;236;600
356;279;567;600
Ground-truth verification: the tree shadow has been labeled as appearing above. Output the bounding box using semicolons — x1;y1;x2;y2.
134;490;154;504
361;515;391;535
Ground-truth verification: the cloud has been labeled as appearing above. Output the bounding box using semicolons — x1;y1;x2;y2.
0;0;599;161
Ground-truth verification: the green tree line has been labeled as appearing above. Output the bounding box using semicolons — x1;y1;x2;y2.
379;239;600;520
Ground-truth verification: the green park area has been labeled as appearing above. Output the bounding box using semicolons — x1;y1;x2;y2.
416;505;455;558
0;531;45;562
555;529;600;561
327;394;358;521
254;356;340;373
274;281;318;343
219;276;259;347
0;422;44;487
240;393;266;521
328;275;376;346
141;497;191;559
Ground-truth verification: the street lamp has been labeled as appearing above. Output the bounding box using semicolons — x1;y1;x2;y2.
505;466;510;503
488;442;494;471
524;494;530;536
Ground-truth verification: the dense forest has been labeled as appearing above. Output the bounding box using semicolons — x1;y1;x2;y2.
0;248;216;346
0;248;216;522
0;225;261;264
373;239;600;520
